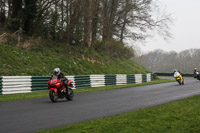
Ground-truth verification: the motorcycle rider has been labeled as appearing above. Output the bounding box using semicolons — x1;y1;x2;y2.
53;67;68;93
194;68;197;74
194;68;199;78
173;69;182;76
173;69;184;85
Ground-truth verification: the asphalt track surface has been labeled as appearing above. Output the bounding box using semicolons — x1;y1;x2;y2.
1;78;200;133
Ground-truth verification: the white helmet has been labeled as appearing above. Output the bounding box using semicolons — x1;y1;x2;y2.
173;69;178;73
54;68;60;76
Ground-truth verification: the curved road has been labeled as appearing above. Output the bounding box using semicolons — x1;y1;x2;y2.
1;78;200;132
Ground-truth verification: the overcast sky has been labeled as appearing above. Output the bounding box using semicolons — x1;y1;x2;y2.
137;0;200;54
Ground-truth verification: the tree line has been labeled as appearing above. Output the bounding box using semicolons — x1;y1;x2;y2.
0;0;171;49
134;49;200;73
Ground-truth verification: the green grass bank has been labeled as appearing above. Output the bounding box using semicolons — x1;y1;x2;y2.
0;43;150;76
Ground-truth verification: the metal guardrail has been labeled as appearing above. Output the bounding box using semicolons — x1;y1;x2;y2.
31;76;50;91
135;74;142;84
127;75;135;84
105;75;116;85
155;73;193;77
90;75;105;88
75;75;91;89
142;74;147;83
1;76;32;94
0;76;2;95
0;73;153;95
116;74;127;85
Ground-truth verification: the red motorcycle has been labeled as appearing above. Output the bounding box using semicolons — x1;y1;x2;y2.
48;75;74;102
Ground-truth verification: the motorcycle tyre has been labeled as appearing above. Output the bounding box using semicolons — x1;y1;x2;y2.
49;90;58;102
197;76;200;80
177;79;181;85
65;88;74;101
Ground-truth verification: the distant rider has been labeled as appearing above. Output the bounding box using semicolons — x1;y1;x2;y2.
53;68;68;93
173;69;182;76
194;68;197;74
193;68;198;78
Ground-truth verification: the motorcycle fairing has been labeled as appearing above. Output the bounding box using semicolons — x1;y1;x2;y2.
67;80;72;86
49;88;57;92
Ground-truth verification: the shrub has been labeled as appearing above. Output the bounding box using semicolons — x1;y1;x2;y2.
104;39;134;59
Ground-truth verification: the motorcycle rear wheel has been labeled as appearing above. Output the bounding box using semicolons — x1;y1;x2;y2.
49;90;58;102
65;88;74;101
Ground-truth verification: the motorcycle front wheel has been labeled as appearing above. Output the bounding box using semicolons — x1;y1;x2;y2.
177;79;181;85
49;90;58;102
65;88;74;101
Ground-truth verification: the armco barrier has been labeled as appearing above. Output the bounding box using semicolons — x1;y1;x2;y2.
32;76;76;91
142;74;147;82
151;74;154;81
116;74;127;85
0;73;153;95
147;73;151;82
31;76;50;91
90;75;105;88
2;76;32;94
75;75;91;89
155;72;193;77
135;74;142;84
0;76;2;95
105;75;116;85
154;73;173;76
127;75;135;84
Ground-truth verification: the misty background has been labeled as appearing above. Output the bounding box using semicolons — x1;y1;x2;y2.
134;49;200;73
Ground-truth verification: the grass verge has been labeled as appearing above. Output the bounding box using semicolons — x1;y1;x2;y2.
0;79;174;102
38;93;200;133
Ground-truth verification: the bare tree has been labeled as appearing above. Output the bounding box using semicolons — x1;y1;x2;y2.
0;0;173;49
135;49;200;73
91;0;100;48
0;0;6;30
83;0;92;47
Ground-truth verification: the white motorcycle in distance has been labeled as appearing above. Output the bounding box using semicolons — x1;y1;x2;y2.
195;71;200;80
174;72;184;85
194;71;199;78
